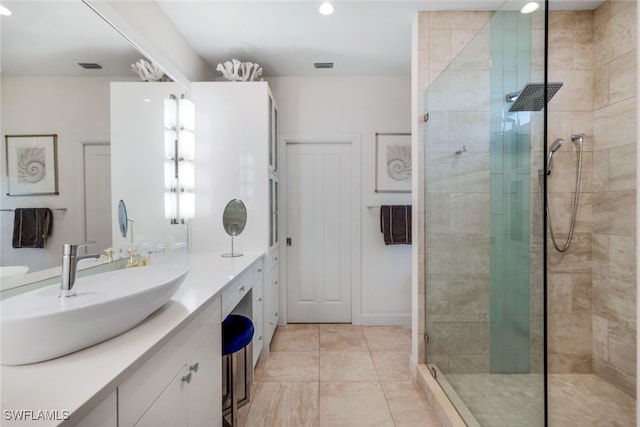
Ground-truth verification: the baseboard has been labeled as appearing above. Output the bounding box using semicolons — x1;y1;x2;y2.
359;313;411;327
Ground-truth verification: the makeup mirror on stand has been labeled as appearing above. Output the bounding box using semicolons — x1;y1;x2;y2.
221;199;247;258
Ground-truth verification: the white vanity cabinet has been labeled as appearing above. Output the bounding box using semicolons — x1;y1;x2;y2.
118;297;222;427
251;262;264;367
191;82;281;360
133;332;218;427
266;94;280;354
1;254;268;427
263;250;280;354
75;391;117;427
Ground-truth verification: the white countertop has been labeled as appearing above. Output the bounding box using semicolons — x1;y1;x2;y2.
0;251;264;427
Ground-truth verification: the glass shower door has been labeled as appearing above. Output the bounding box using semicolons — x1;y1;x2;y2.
422;2;546;425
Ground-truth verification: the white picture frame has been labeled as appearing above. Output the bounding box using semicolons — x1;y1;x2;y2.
375;133;411;193
5;134;59;196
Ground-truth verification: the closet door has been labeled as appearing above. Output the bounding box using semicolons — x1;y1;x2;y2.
286;143;352;323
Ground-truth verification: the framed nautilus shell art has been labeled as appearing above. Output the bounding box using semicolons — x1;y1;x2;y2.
5;134;59;196
375;133;411;193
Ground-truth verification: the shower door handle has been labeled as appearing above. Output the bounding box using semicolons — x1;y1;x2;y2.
286;237;292;246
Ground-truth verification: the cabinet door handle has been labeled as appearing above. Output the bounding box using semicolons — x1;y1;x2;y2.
257;268;262;272
182;373;192;384
189;362;199;373
273;312;279;316
273;280;278;285
274;257;278;261
238;286;245;292
269;321;274;325
257;336;263;340
256;297;263;302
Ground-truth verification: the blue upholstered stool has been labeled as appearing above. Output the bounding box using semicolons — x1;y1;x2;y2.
222;314;254;427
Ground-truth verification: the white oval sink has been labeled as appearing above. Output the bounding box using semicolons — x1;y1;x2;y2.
1;264;189;365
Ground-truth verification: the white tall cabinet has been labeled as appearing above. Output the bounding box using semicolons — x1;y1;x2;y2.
191;82;280;360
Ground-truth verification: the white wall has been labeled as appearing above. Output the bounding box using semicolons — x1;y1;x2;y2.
267;76;412;325
0;76;128;271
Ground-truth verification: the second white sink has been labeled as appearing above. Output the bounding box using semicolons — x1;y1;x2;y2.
1;264;189;365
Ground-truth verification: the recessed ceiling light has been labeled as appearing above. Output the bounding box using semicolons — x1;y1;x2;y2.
0;5;12;16
319;2;334;16
520;2;540;14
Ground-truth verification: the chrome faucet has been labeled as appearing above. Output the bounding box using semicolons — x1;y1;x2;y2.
60;242;101;297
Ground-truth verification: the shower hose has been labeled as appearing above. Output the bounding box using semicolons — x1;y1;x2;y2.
546;135;584;252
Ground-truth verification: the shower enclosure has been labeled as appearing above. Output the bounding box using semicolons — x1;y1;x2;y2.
422;1;547;425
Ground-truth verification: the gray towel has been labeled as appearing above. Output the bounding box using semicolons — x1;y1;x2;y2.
12;208;53;248
380;205;412;245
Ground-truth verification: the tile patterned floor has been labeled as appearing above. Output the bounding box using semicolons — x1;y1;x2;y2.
241;324;442;427
240;325;637;426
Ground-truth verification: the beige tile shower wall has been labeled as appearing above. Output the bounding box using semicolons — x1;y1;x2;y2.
591;0;637;398
416;11;492;372
546;11;595;376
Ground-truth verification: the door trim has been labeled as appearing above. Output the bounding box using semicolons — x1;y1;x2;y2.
279;133;362;325
77;138;110;253
82;142;111;250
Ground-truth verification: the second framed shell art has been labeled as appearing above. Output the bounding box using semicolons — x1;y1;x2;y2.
375;132;411;193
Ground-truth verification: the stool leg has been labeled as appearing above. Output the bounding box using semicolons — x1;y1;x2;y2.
245;345;251;403
230;351;238;427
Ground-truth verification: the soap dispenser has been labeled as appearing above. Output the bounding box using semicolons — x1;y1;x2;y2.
126;248;139;268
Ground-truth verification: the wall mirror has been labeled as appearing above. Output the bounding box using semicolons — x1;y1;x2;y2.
0;1;180;292
221;199;247;258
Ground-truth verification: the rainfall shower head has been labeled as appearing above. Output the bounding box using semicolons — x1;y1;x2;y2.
546;138;564;175
506;82;563;112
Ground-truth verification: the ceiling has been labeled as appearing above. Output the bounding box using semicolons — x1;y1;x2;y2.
0;0;606;79
158;0;604;77
0;1;142;77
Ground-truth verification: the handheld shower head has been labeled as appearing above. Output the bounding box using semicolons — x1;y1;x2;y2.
549;138;564;153
546;138;564;175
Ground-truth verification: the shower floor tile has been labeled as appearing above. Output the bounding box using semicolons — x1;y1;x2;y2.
548;374;636;427
446;373;544;426
445;372;636;426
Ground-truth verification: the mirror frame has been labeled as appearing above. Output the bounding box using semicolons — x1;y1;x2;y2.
222;199;247;237
118;199;128;238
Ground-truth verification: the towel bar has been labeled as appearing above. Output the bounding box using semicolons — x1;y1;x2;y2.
1;208;67;212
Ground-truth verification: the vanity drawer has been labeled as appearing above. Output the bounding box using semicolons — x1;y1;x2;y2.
264;266;280;344
252;307;264;366
221;272;252;319
265;250;279;273
251;260;264;285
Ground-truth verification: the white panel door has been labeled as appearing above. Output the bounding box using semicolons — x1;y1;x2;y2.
84;144;112;253
287;143;352;323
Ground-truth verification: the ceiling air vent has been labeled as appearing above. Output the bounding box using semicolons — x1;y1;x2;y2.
314;62;334;69
78;62;102;70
